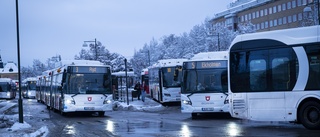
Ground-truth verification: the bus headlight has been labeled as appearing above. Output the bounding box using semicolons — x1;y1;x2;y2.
182;100;192;105
65;99;75;105
28;92;31;96
104;99;112;104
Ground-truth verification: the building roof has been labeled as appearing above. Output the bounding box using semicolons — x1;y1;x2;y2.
0;61;18;73
212;0;271;20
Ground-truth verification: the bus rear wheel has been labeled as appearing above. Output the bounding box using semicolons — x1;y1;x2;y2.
298;101;320;130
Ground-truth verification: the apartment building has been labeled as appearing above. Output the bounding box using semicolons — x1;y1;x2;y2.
211;0;319;32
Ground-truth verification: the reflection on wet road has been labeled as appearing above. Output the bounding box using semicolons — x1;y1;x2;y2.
16;99;318;137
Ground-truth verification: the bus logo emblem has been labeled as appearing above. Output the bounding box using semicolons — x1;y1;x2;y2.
88;97;92;101
205;96;210;101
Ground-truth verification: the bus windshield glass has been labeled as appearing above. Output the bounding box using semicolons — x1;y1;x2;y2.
27;81;37;90
182;69;227;93
0;83;9;92
162;67;182;87
65;73;112;94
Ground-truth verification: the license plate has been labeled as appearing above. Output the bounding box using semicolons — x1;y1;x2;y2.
202;108;214;111
84;107;94;110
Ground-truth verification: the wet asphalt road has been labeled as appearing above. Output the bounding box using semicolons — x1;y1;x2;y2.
3;98;320;137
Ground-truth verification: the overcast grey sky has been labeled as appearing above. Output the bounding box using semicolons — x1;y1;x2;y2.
0;0;232;67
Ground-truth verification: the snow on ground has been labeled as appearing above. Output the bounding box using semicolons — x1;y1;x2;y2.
0;97;165;137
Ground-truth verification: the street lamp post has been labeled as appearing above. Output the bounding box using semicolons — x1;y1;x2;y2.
15;0;23;123
83;38;98;60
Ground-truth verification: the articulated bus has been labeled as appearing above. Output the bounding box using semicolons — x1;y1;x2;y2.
181;51;229;118
149;59;187;104
228;25;320;129
0;78;16;99
21;77;37;99
37;60;113;116
36;70;51;103
141;68;149;94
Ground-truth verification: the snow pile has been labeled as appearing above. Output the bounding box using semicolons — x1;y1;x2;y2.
113;97;165;112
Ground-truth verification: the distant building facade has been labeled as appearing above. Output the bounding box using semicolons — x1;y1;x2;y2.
0;55;18;80
211;0;319;32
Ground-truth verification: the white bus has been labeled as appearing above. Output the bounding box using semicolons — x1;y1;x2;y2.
180;51;229;118
21;77;37;99
149;59;187;104
37;60;114;116
228;25;320;130
0;78;16;99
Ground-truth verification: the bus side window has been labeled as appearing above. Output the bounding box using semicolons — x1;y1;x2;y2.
306;45;320;90
249;59;267;91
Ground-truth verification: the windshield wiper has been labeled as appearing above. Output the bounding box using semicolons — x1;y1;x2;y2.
71;93;80;97
187;91;196;97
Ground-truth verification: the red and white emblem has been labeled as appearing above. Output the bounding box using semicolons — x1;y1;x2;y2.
88;97;92;101
205;96;210;101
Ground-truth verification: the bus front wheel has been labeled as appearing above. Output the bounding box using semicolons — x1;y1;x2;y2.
298;101;320;130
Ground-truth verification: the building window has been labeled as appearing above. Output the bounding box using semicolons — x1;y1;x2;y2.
256;23;260;30
265;21;269;28
260;10;264;17
292;0;296;8
298;13;302;21
278;5;282;12
283;17;287;24
256;11;259;18
303;0;307;5
269;7;273;14
252;12;256;19
241;16;244;22
274;19;278;26
297;0;302;6
282;3;286;11
261;22;265;29
270;20;273;27
288;15;292;23
264;9;268;16
245;14;248;21
293;14;297;22
278;18;283;25
287;2;292;9
273;6;277;13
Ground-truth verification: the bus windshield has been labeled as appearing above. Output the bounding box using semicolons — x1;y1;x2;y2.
65;73;112;94
162;67;182;88
0;82;9;92
27;82;37;90
182;69;227;93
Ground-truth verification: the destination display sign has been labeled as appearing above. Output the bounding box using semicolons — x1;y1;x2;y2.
183;61;227;69
68;66;110;73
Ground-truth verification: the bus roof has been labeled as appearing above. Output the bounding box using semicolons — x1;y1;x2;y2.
54;60;104;68
22;77;38;83
150;59;187;68
230;25;320;47
190;51;228;61
0;78;12;82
